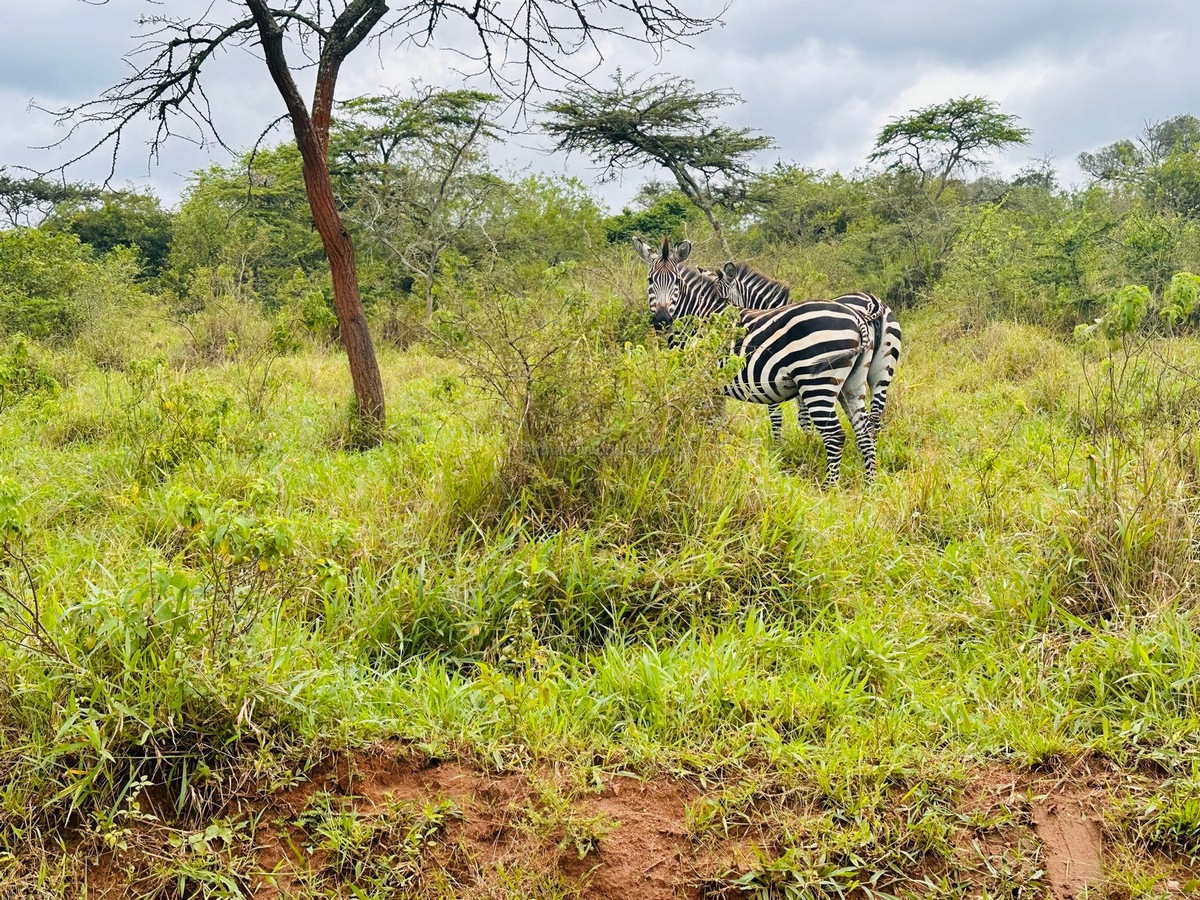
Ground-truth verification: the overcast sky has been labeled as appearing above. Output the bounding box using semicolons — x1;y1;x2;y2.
1;0;1196;212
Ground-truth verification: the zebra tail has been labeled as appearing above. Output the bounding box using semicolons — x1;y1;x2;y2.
813;309;873;372
852;310;875;355
859;294;886;325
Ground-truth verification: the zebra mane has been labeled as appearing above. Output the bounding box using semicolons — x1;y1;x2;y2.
723;261;791;306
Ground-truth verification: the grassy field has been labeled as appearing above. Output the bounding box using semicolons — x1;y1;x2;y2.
0;291;1198;897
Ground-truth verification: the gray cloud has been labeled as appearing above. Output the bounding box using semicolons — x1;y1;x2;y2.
0;1;1197;209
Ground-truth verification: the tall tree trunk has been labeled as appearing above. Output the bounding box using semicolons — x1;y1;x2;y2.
672;164;733;259
247;0;387;443
424;270;436;321
300;135;386;435
702;203;733;259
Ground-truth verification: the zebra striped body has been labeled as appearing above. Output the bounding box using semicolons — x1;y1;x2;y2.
717;262;903;439
633;237;877;484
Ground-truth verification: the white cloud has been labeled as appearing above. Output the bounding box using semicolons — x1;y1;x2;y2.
0;1;1197;209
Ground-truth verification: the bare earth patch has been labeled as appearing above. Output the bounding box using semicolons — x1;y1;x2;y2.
58;748;1194;898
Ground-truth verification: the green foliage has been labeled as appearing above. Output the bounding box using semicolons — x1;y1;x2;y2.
870;95;1031;198
489;175;607;266
1163;271;1200;325
271;270;338;351
297;791;460;894
1147;147;1200;218
165;144;324;308
1123;775;1200;859
0;335;58;412
744;166;864;247
604;184;703;244
334;87;501;317
0;228;91;339
1078;138;1146;183
1080;113;1200;186
333;87;499;169
0;228;146;349
1077;271;1200;341
47;189;174;276
0;169;99;228
543;70;772;249
543;70;772;186
439;267;742;524
122;359;233;480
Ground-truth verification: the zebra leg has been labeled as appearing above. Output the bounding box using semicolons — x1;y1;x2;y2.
795;400;813;433
865;356;894;438
840;352;877;484
768;404;783;440
868;384;889;437
867;315;902;438
798;389;847;486
839;392;877;485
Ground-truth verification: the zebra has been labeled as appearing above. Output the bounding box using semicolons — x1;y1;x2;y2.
634;240;818;437
697;264;885;444
714;261;903;439
633;236;878;485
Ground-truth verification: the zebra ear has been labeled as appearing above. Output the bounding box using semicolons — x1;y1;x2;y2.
673;240;692;263
632;237;654;263
721;261;737;278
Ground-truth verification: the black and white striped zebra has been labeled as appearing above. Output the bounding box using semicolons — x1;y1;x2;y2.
632;237;725;327
634;236;877;485
715;261;903;439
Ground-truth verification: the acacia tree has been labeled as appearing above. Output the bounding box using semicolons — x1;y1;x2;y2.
49;1;719;445
0;170;99;229
542;71;772;257
866;96;1030;305
869;96;1030;201
334;88;501;319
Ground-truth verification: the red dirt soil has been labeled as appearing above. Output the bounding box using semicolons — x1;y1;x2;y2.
65;748;1189;899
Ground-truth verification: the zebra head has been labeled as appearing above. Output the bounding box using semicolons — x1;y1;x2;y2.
698;267;732;301
633;235;692;329
719;261;792;309
718;262;747;305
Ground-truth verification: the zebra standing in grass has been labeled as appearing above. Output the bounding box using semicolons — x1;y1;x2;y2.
634;237;833;439
714;262;903;439
634;236;878;485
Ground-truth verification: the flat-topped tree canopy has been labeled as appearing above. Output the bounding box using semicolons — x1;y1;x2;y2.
43;0;721;446
542;70;773;257
870;96;1031;201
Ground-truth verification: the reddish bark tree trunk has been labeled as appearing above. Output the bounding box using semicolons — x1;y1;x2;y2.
247;0;387;442
293;114;386;435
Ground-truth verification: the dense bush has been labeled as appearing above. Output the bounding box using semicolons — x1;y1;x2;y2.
435;269;745;526
0;227;145;348
47;189;175;277
0;334;58;412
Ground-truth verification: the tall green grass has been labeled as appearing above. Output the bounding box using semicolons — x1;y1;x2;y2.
0;286;1197;871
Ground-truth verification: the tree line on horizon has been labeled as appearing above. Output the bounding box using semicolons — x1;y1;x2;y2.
2;85;1199;371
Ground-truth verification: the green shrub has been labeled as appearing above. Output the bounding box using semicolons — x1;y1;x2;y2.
440;274;742;525
0;229;91;340
0;334;58;413
181;300;273;366
121;358;233;480
271;269;337;352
